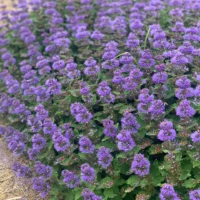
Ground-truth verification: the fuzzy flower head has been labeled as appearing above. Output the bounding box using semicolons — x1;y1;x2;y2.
103;118;117;138
70;103;93;124
82;188;102;200
131;154;150;177
159;184;180;200
176;100;195;118
191;130;200;143
62;170;80;188
176;76;191;89
158;120;176;141
79;136;95;154
80;163;95;182
97;81;111;97
121;111;140;134
97;146;113;169
189;189;200;200
117;130;136;152
149;100;165;119
31;134;46;151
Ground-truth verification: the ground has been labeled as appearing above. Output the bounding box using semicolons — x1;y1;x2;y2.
0;139;44;200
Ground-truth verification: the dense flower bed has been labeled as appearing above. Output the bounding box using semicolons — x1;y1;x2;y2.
0;0;200;199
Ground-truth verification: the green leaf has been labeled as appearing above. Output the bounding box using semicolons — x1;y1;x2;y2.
151;161;165;186
97;177;114;189
180;159;192;180
183;179;197;188
104;188;115;199
126;175;140;186
74;188;83;200
187;151;200;167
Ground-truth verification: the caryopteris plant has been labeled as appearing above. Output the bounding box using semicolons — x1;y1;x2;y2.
0;0;200;199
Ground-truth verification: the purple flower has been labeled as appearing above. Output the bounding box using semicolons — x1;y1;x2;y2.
120;53;133;64
91;30;104;40
131;154;150;177
189;189;200;200
176;76;191;89
82;188;102;200
79;136;95;154
152;72;168;84
112;70;124;84
158;120;176;141
175;88;194;99
54;135;70;152
159;184;180;200
126;33;140;49
13;162;31;178
176;100;195;118
84;65;100;76
148;100;165;118
28;148;39;160
171;53;189;65
52;60;65;70
102;59;119;70
35;104;49;121
84;57;97;67
62;170;80;188
45;78;61;95
34;161;52;178
191;130;200;143
66;59;77;71
138;88;154;103
70;103;87;116
32;134;46;150
103;118;117;138
97;81;111;97
12;142;26;157
121;111;140;134
117;130;136;152
0;126;6;135
122;76;137;91
32;177;50;198
43;118;57;135
97;146;113;169
80;82;90;96
138;50;155;68
81;163;95;182
75;111;93;124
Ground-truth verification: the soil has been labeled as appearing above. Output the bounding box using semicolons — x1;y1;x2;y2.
0;139;44;200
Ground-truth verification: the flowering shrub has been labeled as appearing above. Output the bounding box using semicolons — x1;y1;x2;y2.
1;0;200;199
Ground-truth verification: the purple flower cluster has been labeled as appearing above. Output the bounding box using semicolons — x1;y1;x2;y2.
159;184;180;200
121;111;140;134
12;162;31;178
79;136;94;154
82;188;102;200
62;170;80;188
176;100;195;119
81;163;95;183
131;154;150;177
1;0;200;198
158;120;176;141
103;118;117;138
70;103;93;123
52;129;70;152
175;76;194;99
97;146;113;169
189;189;200;200
117;130;136;152
190;130;200;143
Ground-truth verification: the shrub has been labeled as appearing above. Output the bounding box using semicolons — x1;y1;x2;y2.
0;0;200;199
